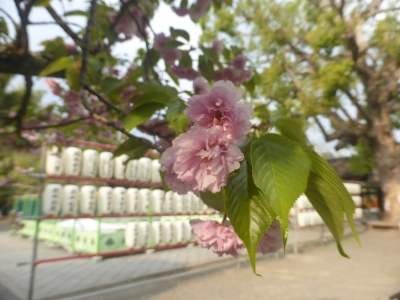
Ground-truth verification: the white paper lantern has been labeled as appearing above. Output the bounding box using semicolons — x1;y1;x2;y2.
151;189;164;214
172;220;183;243
344;182;362;195
98;152;114;179
61;184;79;215
137;221;150;248
354;208;363;219
163;191;174;214
45;146;63;175
63;147;82;176
151;160;162;183
182;220;192;242
81;149;99;177
138;188;151;214
114;154;128;180
352;195;362;207
125;159;139;181
183;193;193;214
191;194;202;214
125;188;139;213
43;184;62;215
138;157;152;182
172;193;184;214
151;221;162;246
112;187;126;214
297;212;307;227
308;211;316;226
160;221;172;244
80;185;96;214
125;222;138;248
98;186;113;214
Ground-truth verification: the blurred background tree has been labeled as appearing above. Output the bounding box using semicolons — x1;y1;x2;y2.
200;0;400;222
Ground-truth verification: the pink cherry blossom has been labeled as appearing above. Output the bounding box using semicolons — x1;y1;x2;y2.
170;65;200;80
108;7;144;40
21;130;40;142
231;54;246;70
190;219;245;256
256;221;283;254
184;80;253;141
159;145;192;194
189;0;212;21
193;77;210;95
153;33;182;64
211;40;223;56
45;78;63;96
63;90;89;118
171;6;189;16
160;125;243;194
214;67;253;84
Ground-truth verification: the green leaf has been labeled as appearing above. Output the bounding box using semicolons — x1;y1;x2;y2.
251;134;310;246
305;171;348;257
302;147;360;246
133;92;172;110
170;28;190;41
0;17;9;36
222;48;230;61
274;117;307;145
147;48;160;65
200;190;225;212
180;0;188;8
65;66;80;91
166;69;179;85
198;56;214;82
166;100;190;134
34;0;51;6
242;77;255;95
39;57;73;77
225;141;277;274
124;102;166;130
64;10;88;17
113;137;148;159
164;40;185;50
179;52;193;68
99;77;125;93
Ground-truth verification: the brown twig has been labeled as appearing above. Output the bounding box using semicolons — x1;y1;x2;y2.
79;0;97;89
46;5;82;46
21;118;86;130
84;84;125;115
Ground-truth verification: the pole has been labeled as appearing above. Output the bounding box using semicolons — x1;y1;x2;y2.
27;144;46;300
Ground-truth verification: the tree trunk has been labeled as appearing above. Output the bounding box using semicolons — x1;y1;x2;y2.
366;98;400;224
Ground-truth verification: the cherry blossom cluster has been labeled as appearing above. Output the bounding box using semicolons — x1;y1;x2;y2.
107;0;157;41
160;80;253;194
190;220;283;257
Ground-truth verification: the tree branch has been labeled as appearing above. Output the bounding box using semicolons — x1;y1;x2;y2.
0;48;64;77
28;20;83;28
21;118;86;130
343;89;370;122
15;76;33;131
84;84;125;115
79;0;97;89
45;5;82;46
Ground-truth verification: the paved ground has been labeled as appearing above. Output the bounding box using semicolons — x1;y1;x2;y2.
0;220;338;300
68;229;400;300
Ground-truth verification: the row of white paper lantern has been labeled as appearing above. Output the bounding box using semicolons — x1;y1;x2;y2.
296;208;363;227
43;184;214;216
125;220;193;248
46;146;161;182
295;194;362;210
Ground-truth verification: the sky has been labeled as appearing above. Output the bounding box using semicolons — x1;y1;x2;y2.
3;0;396;157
